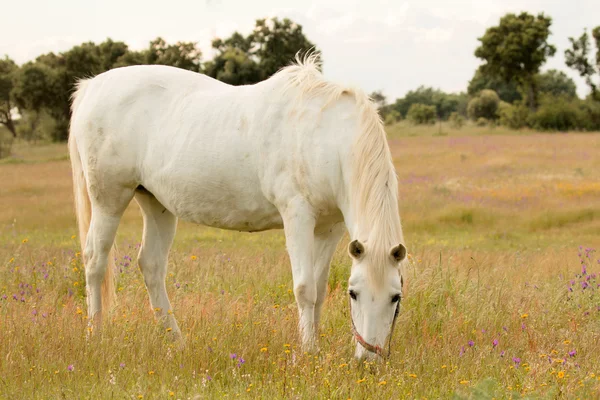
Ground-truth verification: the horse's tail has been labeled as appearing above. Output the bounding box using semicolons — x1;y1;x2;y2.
69;80;116;314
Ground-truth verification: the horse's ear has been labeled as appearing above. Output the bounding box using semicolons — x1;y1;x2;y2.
390;244;406;263
348;240;365;260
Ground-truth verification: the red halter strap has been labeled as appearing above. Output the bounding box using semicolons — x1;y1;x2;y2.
350;299;400;359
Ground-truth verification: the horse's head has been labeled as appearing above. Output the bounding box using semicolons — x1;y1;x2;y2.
347;239;406;361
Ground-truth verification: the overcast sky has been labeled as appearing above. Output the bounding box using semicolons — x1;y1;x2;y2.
1;0;598;99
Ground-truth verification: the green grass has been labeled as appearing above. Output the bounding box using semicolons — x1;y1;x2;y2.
2;132;600;398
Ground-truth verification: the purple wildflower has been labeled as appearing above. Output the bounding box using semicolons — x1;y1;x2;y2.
500;351;505;357
493;339;498;348
67;364;74;371
119;363;125;368
582;281;589;290
521;323;526;331
206;374;212;381
503;326;508;332
513;357;521;366
569;350;576;357
237;357;245;367
230;353;237;360
459;346;465;357
468;340;474;347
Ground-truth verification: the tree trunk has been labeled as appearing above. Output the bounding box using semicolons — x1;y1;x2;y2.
4;118;17;138
526;79;537;112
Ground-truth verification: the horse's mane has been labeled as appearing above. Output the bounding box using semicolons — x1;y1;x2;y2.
278;53;404;286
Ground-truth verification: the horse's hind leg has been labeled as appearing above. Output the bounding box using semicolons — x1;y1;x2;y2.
135;189;181;338
85;188;134;328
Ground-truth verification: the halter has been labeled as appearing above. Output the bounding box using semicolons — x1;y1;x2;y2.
350;298;400;359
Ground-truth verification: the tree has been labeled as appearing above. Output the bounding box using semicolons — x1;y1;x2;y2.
467;89;500;120
206;18;316;85
146;38;202;72
468;66;521;103
0;57;18;137
250;18;317;78
203;47;262;85
406;104;436;124
537;69;577;98
391;86;464;120
474;12;556;110
369;90;387;110
565;26;600;100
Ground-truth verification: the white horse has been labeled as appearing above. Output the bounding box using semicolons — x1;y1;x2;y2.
69;54;407;360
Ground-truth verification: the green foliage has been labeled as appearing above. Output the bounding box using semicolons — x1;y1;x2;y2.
145;38;202;72
203;47;262;85
392;86;466;120
384;110;402;126
0;56;18;137
250;18;316;78
467;89;500;120
407;103;436;124
475;12;556;110
565;26;600;101
537;69;577;98
497;101;529;129
0;126;13;158
529;95;585;131
468;66;521;103
205;18;316;86
448;112;465;129
475;117;489;127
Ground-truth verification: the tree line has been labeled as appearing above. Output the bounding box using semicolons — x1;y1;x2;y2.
1;13;600;145
0;18;314;142
376;13;600;132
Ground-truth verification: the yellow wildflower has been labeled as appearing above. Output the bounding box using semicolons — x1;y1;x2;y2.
260;347;268;352
190;255;197;260
521;313;528;319
22;238;28;243
557;371;565;379
460;380;469;385
356;378;366;384
379;380;387;385
409;374;417;378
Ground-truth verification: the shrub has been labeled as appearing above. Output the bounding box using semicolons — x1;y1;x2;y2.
384;110;402;126
467;89;500;120
476;117;489;127
578;99;600;131
407;103;436;125
0;128;13;159
448;112;466;129
497;101;529;129
529;95;585;131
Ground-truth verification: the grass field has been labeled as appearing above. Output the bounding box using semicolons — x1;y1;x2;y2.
2;127;600;399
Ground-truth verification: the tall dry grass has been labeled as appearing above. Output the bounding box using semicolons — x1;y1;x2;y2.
2;132;600;398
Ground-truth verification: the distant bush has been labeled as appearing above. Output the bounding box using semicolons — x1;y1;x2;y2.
497;101;529;129
407;103;436;124
384;110;402;126
578;99;600;131
529;95;585;131
448;112;466;129
0;128;13;159
476;117;489;127
467;89;500;121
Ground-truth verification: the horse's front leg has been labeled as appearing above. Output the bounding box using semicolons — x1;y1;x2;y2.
281;199;317;351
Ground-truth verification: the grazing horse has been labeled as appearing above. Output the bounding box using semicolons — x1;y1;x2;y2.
69;54;407;360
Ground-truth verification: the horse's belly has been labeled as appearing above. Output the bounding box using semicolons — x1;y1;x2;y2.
168;188;283;232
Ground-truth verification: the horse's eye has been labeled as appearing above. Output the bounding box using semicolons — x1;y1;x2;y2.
349;290;357;300
391;294;401;303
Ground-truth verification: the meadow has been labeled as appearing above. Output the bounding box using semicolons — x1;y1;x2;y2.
2;124;600;399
